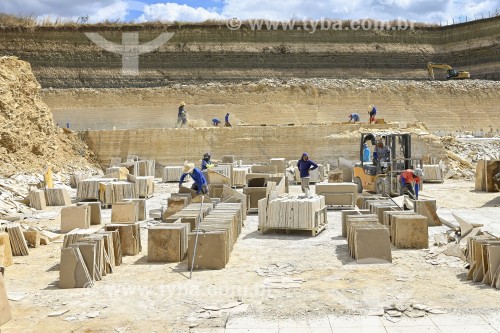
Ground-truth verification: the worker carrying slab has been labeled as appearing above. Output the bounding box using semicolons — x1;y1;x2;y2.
297;152;318;193
348;113;360;123
201;153;215;170
400;168;423;200
179;161;208;194
368;105;377;124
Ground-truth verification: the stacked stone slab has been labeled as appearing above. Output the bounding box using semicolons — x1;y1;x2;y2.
475;160;500;192
127;174;154;198
341;209;371;238
45;188;72;206
163;166;184;182
391;214;429;249
77;178;117;200
412;199;442;226
76;202;102;225
315;183;358;209
148;224;190;263
29;189;47;210
233;167;251;187
258;194;327;236
187;202;245;270
466;236;500;289
61;206;91;233
345;214;391;263
0;232;14;267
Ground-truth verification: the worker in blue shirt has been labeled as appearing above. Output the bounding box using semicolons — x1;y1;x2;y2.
201;153;214;170
368;105;377;124
179;161;208;194
212;118;221;126
363;143;371;162
225;113;232;127
297;152;318;193
348;113;360;123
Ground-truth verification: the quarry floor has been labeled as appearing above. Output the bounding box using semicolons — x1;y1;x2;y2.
2;180;500;333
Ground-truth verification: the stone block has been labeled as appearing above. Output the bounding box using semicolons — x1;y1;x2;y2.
341;210;370;238
59;246;93;289
124;198;146;221
60;206;91;233
23;230;41;248
413;199;441;226
392;215;429;249
111;202;138;223
0;232;13;267
148;224;189;262
353;225;392;264
187;231;227;270
105;223;141;256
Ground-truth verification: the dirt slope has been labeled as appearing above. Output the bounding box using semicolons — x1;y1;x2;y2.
0;56;97;176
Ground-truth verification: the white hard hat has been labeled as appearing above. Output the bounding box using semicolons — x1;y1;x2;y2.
414;168;423;177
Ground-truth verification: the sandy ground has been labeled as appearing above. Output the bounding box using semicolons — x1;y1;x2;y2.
1;179;499;332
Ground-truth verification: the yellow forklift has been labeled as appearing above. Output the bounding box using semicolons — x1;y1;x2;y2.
353;133;423;196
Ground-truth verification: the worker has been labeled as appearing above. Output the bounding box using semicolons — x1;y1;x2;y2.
400;168;423;200
363;143;371;162
368;105;377;124
212;118;221;126
177;102;187;128
201;153;215;170
374;141;390;164
179;161;208;195
348;113;360;123
225;113;232;127
297;152;318;193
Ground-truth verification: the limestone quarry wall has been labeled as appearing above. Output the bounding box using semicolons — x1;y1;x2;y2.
83;125;446;168
0;17;499;88
42;79;500;133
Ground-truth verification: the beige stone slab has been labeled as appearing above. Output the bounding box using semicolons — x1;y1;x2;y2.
111;202;138;223
393;215;429;249
0;273;12;326
414;200;441;226
105;223;141;256
188;231;227;270
354;225;392;264
59;246;93;289
23;230;40;248
61;206;91;233
148;225;189;262
341;210;370;238
0;232;13;267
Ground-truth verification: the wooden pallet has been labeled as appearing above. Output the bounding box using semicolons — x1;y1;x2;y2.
326;204;356;210
139;194;154;199
258;222;327;237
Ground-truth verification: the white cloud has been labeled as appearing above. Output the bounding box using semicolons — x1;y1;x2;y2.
138;3;223;22
0;0;498;23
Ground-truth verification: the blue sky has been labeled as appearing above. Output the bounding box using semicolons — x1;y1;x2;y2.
0;0;498;24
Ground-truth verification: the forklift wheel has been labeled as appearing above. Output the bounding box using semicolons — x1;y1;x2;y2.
353;177;363;193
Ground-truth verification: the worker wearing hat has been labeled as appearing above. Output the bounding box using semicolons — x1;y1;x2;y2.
179;161;208;194
400;168;423;200
201;153;215;170
176;102;187;128
297;152;318;193
368;105;377;124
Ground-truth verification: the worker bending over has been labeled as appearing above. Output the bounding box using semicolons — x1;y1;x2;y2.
400;168;423;200
179;161;209;195
212;118;221;126
348;113;360;123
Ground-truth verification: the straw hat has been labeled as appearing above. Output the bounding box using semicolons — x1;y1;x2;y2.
182;161;195;174
180;101;186;106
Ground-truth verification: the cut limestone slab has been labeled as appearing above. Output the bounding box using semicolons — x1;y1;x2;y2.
23;230;40;248
59;246;93;289
111;202;138;223
148;224;189;263
0;273;12;326
60;206;91;233
77;202;102;225
0;232;14;267
29;190;46;210
341;210;370;238
105;223;141;256
413;200;441;226
392;215;429;249
187;231;227;270
123;198;146;221
353;225;392;264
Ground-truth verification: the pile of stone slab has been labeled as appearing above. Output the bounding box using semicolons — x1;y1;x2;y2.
99;181;138;206
188;202;245;270
232;167;251;187
345;213;392;264
60;228;123;288
258;194;327;236
77;177;117;201
29;188;72;210
148;224;190;263
126;174;154;198
315;183;358;209
466;235;500;289
422;161;445;183
244;175;286;212
163;166;184;182
122;160;155;177
3;223;29;256
475;159;500;192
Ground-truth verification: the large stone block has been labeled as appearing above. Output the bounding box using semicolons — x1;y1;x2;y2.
0;232;13;267
353;225;392;264
60;206;91;233
111;202;138;223
105;223;141;256
187;231;227;270
413;199;441;226
392;215;429;249
148;224;189;263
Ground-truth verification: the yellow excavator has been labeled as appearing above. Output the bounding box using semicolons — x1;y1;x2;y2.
427;62;470;80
